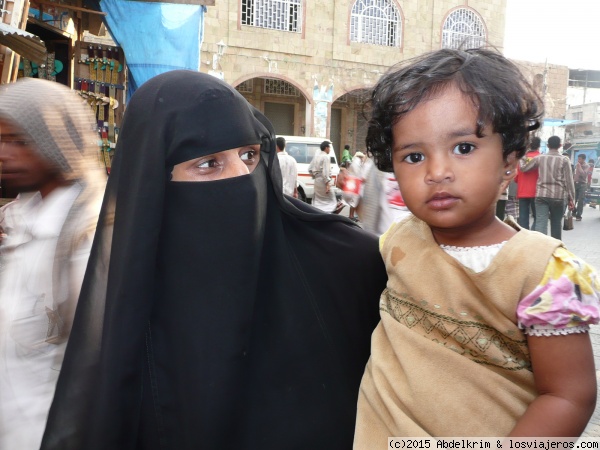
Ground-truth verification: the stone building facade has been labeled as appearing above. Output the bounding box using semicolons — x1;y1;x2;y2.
201;0;508;157
513;59;569;120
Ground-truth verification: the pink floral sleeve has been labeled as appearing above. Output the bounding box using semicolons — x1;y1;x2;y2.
517;247;600;336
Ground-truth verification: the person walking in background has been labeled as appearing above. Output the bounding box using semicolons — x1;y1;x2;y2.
355;47;599;441
521;135;575;240
587;159;596;208
574;153;589;221
276;136;298;198
341;144;352;166
505;178;519;219
349;150;366;177
308;140;341;213
0;79;106;449
495;186;508;220
337;154;411;234
345;151;366;221
514;136;541;229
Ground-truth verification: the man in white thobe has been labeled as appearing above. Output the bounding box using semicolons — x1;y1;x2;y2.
308;140;337;212
276;136;298;198
0;79;105;449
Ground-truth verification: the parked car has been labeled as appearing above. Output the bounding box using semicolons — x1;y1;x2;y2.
277;135;340;203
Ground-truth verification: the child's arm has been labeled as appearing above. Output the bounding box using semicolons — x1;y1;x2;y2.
509;333;596;437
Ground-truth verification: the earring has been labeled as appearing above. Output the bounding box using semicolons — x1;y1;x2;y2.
505;170;512;175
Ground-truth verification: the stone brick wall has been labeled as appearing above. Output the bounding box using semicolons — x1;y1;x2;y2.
512;59;569;119
204;0;506;92
201;0;509;148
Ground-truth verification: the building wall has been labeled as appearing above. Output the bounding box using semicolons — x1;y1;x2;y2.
568;87;600;107
509;60;569;120
566;102;600;144
201;0;507;148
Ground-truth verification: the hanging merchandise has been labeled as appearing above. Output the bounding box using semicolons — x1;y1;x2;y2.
75;43;125;174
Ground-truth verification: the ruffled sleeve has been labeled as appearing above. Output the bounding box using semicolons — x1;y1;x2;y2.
517;247;600;336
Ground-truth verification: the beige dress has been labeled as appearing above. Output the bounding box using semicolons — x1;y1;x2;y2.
354;216;560;444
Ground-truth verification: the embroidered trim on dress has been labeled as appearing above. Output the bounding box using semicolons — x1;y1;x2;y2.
439;241;508;252
381;288;531;371
524;325;590;336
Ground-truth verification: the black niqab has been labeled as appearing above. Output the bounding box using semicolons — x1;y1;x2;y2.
41;71;387;449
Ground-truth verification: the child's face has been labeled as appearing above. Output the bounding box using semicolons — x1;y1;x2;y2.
391;85;516;242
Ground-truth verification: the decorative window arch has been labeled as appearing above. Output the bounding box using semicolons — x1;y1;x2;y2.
442;8;486;50
350;0;401;48
241;0;302;33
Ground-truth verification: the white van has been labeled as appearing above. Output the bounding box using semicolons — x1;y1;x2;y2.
591;166;600;187
277;135;340;203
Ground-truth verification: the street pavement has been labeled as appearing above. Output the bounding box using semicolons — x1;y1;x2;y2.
564;205;600;437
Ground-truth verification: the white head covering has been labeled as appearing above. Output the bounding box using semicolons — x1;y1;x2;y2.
0;78;103;183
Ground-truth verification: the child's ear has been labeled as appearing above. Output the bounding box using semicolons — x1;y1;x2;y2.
500;152;518;192
502;151;518;181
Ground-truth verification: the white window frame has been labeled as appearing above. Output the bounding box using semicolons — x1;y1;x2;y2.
350;0;401;48
442;8;486;50
241;0;302;33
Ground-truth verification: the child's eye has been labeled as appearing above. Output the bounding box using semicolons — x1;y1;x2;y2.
403;153;425;164
453;143;475;155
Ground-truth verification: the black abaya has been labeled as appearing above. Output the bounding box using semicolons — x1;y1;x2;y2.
41;71;387;449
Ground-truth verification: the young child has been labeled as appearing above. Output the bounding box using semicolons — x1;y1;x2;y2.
354;48;600;442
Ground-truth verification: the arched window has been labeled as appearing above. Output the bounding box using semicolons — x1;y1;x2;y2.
442;8;486;50
241;0;302;33
350;0;401;47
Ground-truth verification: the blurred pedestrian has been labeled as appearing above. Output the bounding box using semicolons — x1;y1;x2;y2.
587;159;596;208
574;153;589;221
337;154;411;234
514;136;541;229
346;151;366;221
308;140;341;213
41;71;387;450
341;144;352;166
496;186;508;220
521;135;575;240
505;178;519;219
276;136;298;198
0;78;105;449
349;151;366;177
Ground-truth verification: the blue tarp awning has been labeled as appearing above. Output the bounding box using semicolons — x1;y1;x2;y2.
543;118;579;127
99;0;206;99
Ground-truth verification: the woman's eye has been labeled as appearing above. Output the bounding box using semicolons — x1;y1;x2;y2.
241;150;257;162
403;153;424;164
197;159;217;169
453;143;475;155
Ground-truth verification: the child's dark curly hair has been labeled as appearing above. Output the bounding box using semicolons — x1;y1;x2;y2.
366;48;543;172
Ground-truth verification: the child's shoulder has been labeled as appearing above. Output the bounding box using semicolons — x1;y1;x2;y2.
379;215;420;250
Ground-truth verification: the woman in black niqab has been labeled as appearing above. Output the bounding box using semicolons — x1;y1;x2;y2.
41;71;387;449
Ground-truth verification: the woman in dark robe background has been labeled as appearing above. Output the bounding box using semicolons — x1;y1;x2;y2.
41;70;387;449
